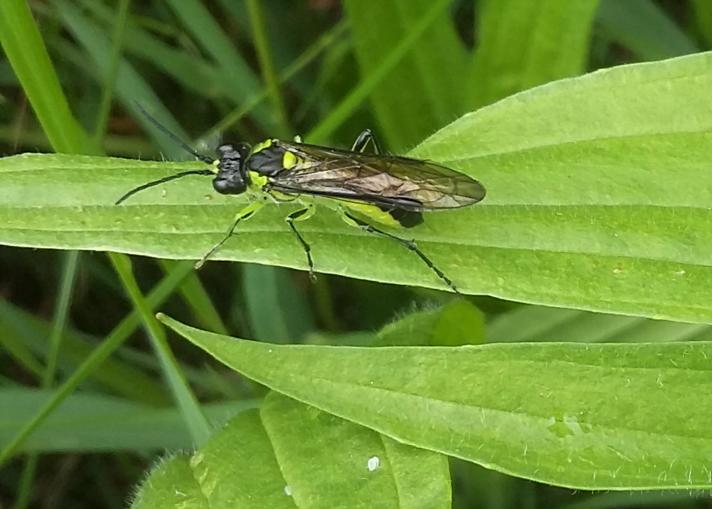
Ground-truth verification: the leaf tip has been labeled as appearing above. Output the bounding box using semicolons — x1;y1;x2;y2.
156;312;177;330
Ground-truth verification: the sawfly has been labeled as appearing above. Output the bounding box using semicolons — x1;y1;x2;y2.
117;108;486;293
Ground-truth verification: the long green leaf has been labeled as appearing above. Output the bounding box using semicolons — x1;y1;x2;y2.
692;0;712;48
0;262;195;465
0;299;169;405
0;0;89;153
597;0;698;61
79;0;232;102
110;254;211;446
343;0;468;150
2;53;712;321
163;0;276;133
0;388;254;453
471;0;600;107
488;305;712;343
308;0;456;146
56;0;193;159
411;50;712;322
242;266;314;343
159;315;712;490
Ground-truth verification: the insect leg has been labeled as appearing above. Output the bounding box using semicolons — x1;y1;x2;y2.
285;203;316;280
340;210;460;294
350;129;382;154
195;200;265;269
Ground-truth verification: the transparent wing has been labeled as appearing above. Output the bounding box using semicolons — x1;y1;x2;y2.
269;141;486;211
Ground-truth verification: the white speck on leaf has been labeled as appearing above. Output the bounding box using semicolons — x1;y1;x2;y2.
367;456;380;472
284;485;293;496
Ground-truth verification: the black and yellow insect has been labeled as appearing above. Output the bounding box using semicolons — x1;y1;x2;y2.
117;113;486;293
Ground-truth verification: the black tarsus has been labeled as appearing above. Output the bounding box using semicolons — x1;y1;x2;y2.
134;101;214;164
351;129;381;154
344;211;460;295
115;169;214;205
195;207;258;269
285;208;315;280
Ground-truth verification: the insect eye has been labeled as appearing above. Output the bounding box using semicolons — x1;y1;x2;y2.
217;143;236;155
213;174;246;195
217;144;242;162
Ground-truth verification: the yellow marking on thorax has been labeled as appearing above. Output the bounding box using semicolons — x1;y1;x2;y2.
282;150;302;169
248;170;269;192
251;139;274;154
342;202;402;229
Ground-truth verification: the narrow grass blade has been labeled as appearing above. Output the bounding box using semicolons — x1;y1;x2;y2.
471;0;600;107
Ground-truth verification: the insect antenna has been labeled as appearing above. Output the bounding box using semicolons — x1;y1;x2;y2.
134;102;214;164
115;169;215;205
116;103;217;204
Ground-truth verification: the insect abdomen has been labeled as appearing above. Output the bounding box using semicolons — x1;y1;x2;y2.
381;207;423;228
341;202;422;228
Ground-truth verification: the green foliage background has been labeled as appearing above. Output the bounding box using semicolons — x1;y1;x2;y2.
1;0;711;507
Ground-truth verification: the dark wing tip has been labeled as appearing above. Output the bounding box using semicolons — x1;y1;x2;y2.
465;178;486;203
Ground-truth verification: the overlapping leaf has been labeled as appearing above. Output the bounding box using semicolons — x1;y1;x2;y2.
2;53;712;321
160;315;712;490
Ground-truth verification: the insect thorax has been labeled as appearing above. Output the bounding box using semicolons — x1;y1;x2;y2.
247;139;307;176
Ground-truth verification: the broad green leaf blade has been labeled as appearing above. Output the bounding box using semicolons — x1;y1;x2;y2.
471;0;600;107
374;299;484;346
412;51;712;323
131;454;208;509
3;53;712;322
189;408;296;508
182;394;449;508
260;393;450;509
343;0;468;151
160;315;712;490
0;153;477;297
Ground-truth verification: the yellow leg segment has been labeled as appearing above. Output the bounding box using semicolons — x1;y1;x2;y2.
338;207;460;294
195;199;266;269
